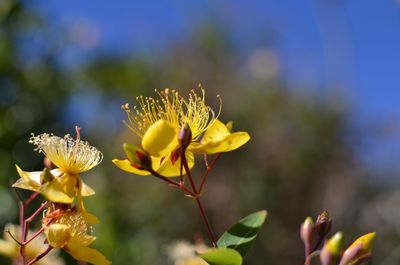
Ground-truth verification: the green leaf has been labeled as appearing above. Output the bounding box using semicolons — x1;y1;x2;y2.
217;210;267;258
199;248;243;265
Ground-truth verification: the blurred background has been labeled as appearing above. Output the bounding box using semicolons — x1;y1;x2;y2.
0;0;399;264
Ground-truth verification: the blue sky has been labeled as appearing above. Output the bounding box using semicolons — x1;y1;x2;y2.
34;0;400;174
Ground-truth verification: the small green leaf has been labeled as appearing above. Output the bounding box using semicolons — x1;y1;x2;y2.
217;210;267;258
199;248;243;265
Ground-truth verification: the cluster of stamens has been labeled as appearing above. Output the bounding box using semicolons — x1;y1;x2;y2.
29;132;103;174
122;87;221;141
52;210;92;239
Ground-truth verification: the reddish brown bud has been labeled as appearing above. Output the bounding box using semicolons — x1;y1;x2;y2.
178;124;192;150
339;243;362;265
300;216;315;256
316;210;332;238
123;143;152;171
340;232;376;265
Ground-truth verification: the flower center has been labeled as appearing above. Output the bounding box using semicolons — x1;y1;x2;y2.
123;87;221;141
29;131;103;174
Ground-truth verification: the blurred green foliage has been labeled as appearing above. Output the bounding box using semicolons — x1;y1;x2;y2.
0;1;397;265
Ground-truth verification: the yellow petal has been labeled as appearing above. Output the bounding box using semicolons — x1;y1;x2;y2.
75;175;96;197
192;132;250;154
58;173;78;198
202;119;231;143
81;181;96;196
40;179;74;204
66;242;111;265
156;151;195;177
0;239;16;258
76;193;99;224
72;235;96;246
15;165;41;183
112;159;151;176
12;177;40;192
12;165;41;191
141;119;178;157
45;224;72;248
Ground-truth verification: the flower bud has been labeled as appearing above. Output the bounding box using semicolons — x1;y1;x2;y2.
300;216;315;255
123;143;152;171
340;232;376;265
320;232;345;265
178;124;192;150
350;232;376;254
316;210;332;238
339;243;362;265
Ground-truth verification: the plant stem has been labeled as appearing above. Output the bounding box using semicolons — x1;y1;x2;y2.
19;201;26;265
27;246;53;265
195;197;217;247
24;192;39;207
151;170;195;197
303;250;320;265
22;227;45;246
24;201;49;241
199;154;221;194
182;154;217;248
18;192;40;265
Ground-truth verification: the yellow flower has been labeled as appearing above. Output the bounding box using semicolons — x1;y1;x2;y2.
113;88;250;177
12;132;102;223
190;119;250;154
43;209;111;265
0;223;65;265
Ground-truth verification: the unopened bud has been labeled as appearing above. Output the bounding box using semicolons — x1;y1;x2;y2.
123;143;152;171
340;232;376;265
316;210;332;238
178;124;192;150
339;243;362;265
320;232;345;265
300;216;315;255
350;232;376;254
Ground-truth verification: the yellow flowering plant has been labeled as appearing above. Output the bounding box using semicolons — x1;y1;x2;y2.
113;87;377;265
0;88;378;265
114;87;267;265
1;127;111;265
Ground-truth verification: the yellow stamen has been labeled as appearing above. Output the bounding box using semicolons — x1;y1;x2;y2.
123;87;221;141
29;132;103;175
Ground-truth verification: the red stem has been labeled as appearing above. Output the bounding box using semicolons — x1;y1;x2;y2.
182;155;217;248
181;155;197;194
18;192;40;264
199;154;221;194
27;246;53;265
151;170;195;197
23;227;45;246
20;201;49;248
24;192;40;207
195;197;217;247
19;201;26;264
